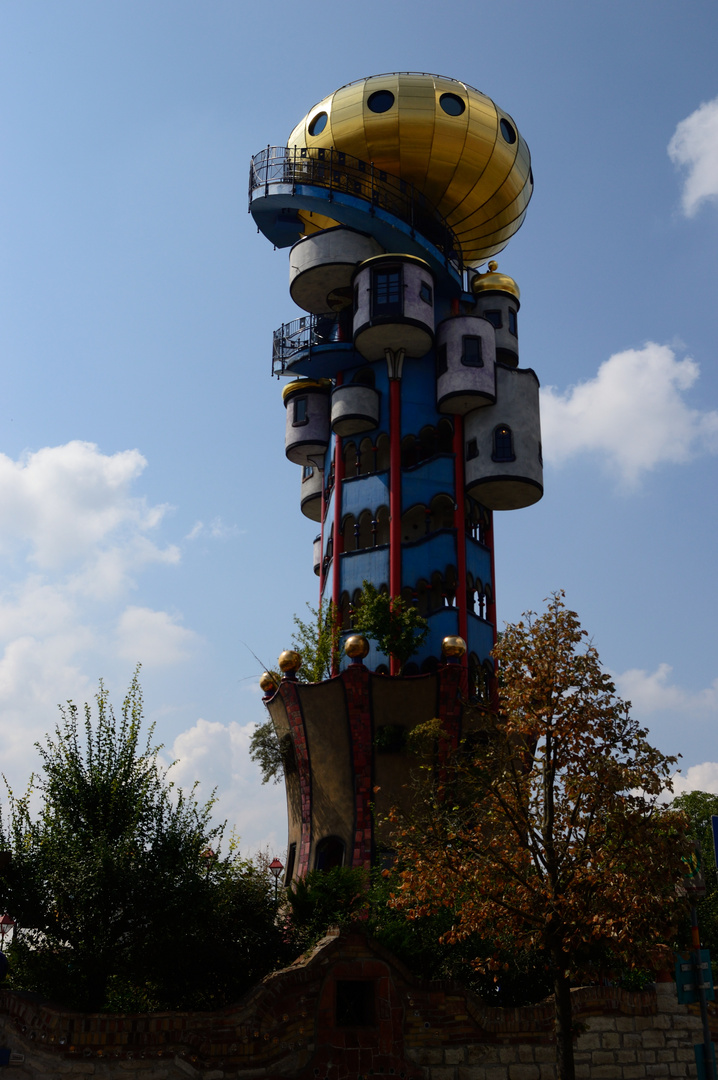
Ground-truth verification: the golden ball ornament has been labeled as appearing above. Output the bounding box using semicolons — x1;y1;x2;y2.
442;635;467;659
278;650;302;673
259;671;277;693
344;634;370;660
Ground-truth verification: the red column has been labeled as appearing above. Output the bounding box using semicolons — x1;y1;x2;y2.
318;480;326;604
389;376;402;676
452;414;468;652
486;509;497;648
331;376;344;646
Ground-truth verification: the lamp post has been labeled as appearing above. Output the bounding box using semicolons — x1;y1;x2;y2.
0;915;15;949
268;858;284;903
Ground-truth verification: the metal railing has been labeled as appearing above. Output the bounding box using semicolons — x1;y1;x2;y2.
272;312;353;376
249;145;463;274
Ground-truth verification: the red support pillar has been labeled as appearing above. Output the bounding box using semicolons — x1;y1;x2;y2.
331;380;344;675
389;375;402;676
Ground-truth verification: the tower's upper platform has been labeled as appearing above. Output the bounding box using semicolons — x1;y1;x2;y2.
287;73;533;268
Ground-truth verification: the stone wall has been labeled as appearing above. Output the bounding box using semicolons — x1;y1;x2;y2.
0;929;713;1080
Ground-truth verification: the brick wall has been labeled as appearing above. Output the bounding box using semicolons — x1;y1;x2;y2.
0;929;712;1080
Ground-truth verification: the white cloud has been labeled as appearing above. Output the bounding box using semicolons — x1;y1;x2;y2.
185;517;242;541
168;718;286;855
670;762;718;798
0;441;194;796
668;96;718;217
116;606;197;667
541;342;718;486
614;662;718;718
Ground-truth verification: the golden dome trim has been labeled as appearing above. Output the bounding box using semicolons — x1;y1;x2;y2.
472;261;521;302
281;378;333;403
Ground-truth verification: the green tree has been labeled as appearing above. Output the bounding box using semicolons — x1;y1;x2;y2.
0;671;290;1011
291;601;341;682
672;790;718;955
352;581;429;671
388;594;688;1080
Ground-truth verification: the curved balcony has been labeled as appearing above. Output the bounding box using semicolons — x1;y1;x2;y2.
249;146;463;282
272;312;356;378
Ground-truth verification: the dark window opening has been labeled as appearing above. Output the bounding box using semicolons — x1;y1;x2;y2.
302;465;314;480
466;438;479;461
440;93;465;116
284;843;296;886
500;118;517;144
419;280;433;305
336;980;376;1027
508;308;518;336
436;343;448;377
484;310;502;330
538;441;543;466
367;90;395;114
372;268;402;317
462;335;483;367
352;367;375;388
492;425;515;462
293;397;308;425
315;835;345;871
308;112;328;136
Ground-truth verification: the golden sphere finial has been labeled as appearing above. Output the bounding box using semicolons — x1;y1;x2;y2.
344;634;370;660
488;260;498;272
278;650;302;674
442;636;467;659
259;671;277;693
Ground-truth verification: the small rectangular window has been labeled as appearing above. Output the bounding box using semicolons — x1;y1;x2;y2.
462;336;483;367
436;343;448;377
466;438;479;461
293;397;308;425
419;280;433;305
372;268;402;317
302;465;314;481
484;309;502;330
508;308;518;336
336;981;376;1027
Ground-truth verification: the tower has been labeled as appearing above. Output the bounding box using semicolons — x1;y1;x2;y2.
250;74;542;883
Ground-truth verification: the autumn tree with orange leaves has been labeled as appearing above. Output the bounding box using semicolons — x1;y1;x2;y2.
389;594;689;1080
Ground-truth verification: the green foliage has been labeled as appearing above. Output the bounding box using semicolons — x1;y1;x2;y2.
249;720;295;786
352;581;429;670
286;866;369;951
672;790;718;954
0;671;291;1011
292;601;341;683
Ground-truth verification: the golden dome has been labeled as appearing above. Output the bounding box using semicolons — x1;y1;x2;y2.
278;650;302;673
281;378;332;404
287;73;532;268
344;634;370;659
471;260;520;302
442;635;467;659
259;671;277;693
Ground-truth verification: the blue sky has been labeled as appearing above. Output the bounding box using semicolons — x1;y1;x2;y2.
0;1;716;854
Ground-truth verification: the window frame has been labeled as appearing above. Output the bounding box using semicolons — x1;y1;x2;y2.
371;266;403;318
461;335;483;367
492;424;515;462
292;396;309;427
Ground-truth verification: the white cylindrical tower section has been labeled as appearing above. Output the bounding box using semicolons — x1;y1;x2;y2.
464;366;543;510
331;384;380;436
472;262;520;367
436;315;496;415
300;465;323;521
283;379;332;466
289;227;383;314
313;534;322;576
353;254;435;361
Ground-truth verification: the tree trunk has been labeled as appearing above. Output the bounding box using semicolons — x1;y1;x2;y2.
553;956;575;1080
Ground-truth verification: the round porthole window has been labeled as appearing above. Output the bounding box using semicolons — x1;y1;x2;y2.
367;90;395;114
439;93;465;117
308;112;328;136
500;118;517;145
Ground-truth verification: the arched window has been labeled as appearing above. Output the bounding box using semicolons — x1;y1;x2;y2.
418;426;436;462
429;571;444;613
437;419;454;454
375;505;390;546
492;425;515;462
415;578;429;617
428;494;455;533
315;836;345;871
344;441;357;479
401;435;418;469
358;509;373;550
342;514;357;552
359;437;374;475
420;656;438;675
340;591;351;631
401;504;426;543
376;433;390;472
352;367;375;388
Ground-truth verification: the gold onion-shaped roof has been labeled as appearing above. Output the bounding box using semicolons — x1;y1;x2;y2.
287;73;533;267
472;260;521;301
